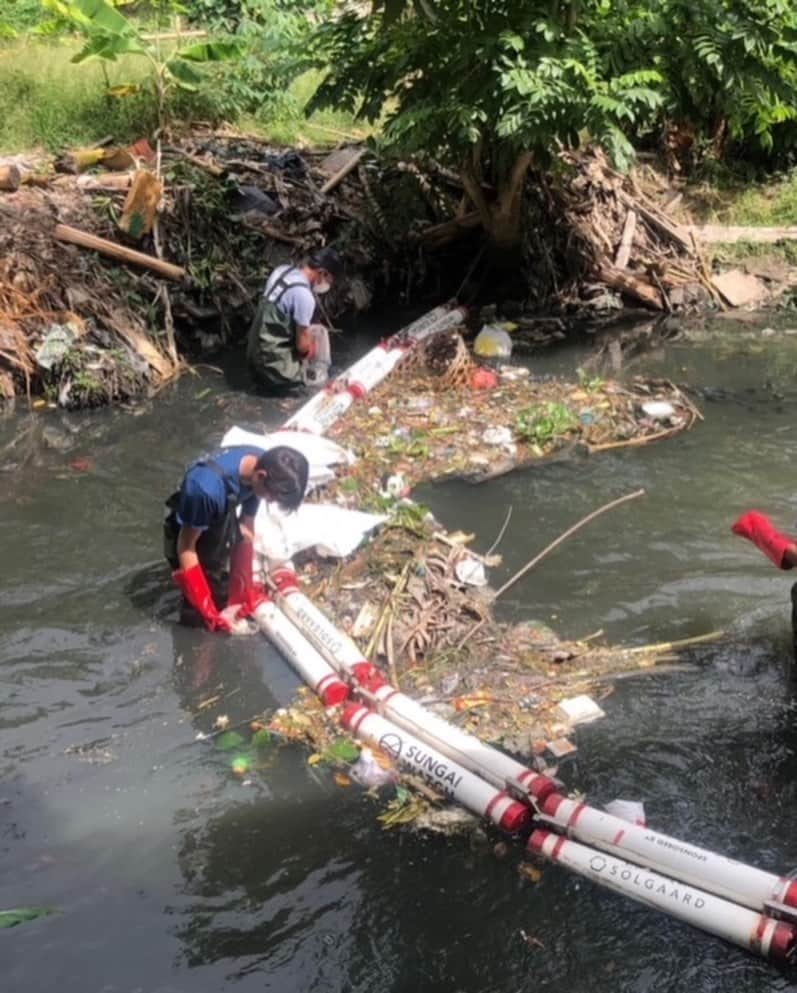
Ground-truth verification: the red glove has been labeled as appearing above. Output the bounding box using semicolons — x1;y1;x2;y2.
227;541;269;617
731;511;795;570
173;564;233;632
302;338;318;362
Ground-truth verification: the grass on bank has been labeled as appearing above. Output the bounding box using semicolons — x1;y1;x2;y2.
682;169;797;227
0;37;372;155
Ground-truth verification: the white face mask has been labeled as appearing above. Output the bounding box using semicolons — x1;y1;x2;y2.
315;280;331;295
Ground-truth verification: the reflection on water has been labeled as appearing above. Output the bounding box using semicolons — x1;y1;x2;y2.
2;319;797;993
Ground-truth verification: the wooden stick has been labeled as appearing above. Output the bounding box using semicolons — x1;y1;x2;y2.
624;630;724;655
457;490;645;649
320;148;367;195
55;223;186;281
614;209;637;269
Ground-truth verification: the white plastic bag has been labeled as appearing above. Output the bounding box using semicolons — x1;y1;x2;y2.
349;747;397;787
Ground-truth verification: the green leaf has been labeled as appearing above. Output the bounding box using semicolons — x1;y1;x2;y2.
72;0;134;36
215;731;246;752
0;907;58;929
252;728;272;748
165;58;204;91
71;34;146;63
175;41;242;63
323;738;361;763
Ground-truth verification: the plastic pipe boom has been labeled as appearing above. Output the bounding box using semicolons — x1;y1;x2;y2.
529;829;797;965
342;702;531;833
539;792;797;916
269;568;556;804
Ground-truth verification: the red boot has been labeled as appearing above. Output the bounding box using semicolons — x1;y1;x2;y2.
731;511;795;570
173;564;232;632
227;541;268;617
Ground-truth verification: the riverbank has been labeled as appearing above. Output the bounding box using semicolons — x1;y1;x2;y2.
2;129;797;410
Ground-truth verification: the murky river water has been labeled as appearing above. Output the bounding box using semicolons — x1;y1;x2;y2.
2;314;797;993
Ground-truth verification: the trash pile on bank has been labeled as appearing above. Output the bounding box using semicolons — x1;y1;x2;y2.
0;129;781;408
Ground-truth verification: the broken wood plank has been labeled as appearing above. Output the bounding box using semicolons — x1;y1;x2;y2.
614;209;637;269
688;224;797;244
596;263;663;310
619;190;692;251
54;223;186;281
0;165;21;191
320;147;367;195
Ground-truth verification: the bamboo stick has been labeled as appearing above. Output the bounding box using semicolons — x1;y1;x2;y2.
54;223;187;281
457;489;646;649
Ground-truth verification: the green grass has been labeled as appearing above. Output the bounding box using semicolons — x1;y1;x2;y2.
0;38;374;155
0;38;167;152
237;70;375;148
682;169;797;227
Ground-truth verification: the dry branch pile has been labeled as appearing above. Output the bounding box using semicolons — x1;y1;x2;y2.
550;148;724;312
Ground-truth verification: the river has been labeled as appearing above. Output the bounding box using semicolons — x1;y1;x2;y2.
2;313;797;992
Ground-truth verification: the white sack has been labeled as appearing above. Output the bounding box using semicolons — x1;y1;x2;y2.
220;425;354;492
254;501;387;563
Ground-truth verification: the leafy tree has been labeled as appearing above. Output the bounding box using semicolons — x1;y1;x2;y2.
309;0;664;251
641;0;797;159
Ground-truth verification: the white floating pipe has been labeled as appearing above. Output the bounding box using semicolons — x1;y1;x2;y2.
342;702;531;833
285;304;467;434
529;829;797;965
269;568;557;805
539;792;797;916
253;601;349;706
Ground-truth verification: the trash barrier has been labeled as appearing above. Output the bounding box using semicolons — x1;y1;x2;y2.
268;567;557;804
244;300;797;966
342;702;530;833
529;829;797;965
538;792;797;916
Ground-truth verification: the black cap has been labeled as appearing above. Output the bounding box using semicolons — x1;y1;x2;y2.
308;246;344;280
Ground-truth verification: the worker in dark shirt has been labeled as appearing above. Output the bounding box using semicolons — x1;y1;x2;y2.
164;445;309;632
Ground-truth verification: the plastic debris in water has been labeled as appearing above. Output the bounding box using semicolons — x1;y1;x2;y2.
604;798;646;826
641;400;675;420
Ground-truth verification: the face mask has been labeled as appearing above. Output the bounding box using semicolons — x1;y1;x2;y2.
315;280;331;295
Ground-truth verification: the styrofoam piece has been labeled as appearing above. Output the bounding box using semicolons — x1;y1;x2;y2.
555;694;606;726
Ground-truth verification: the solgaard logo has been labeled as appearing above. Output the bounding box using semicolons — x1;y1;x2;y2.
589;855;608;873
378;732;403;760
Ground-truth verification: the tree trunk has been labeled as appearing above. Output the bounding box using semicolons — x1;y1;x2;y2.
460;149;533;254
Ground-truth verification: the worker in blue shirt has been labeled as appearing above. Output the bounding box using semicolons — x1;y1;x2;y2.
164;445;309;632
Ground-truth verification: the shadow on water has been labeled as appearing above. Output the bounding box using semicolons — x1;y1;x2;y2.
2;316;797;992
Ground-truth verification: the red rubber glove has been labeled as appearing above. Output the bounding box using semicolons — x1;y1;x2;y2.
227;541;268;617
173;564;233;632
731;511;795;570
